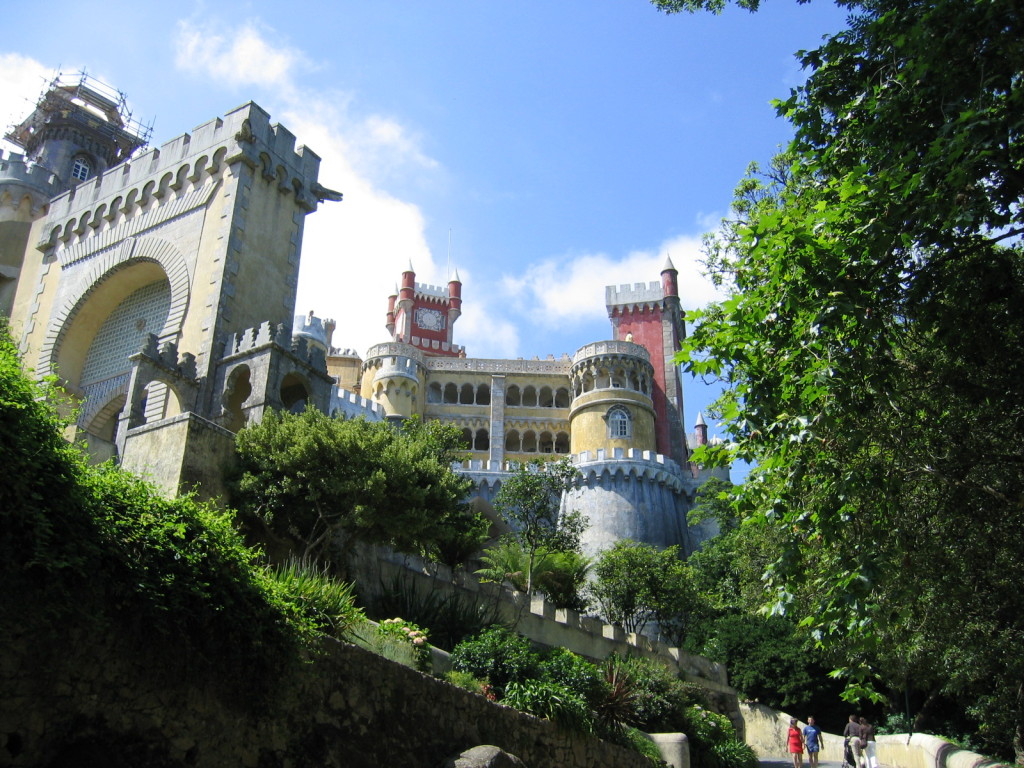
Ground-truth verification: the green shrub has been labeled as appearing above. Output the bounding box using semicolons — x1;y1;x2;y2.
361;572;503;650
374;617;432;671
713;739;759;768
450;626;541;695
267;559;363;640
541;647;606;708
445;669;496;699
503;679;594;733
605;654;706;733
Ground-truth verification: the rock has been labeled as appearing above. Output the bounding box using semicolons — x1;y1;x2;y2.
441;744;527;768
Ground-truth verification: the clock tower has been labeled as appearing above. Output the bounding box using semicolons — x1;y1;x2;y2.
385;263;464;357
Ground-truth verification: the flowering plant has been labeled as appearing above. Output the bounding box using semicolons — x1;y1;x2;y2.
377;617;431;671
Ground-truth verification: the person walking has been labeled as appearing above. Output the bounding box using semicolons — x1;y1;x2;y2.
844;714;863;768
788;718;805;768
860;717;877;768
803;716;823;768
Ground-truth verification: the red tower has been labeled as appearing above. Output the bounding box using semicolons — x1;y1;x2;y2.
605;257;688;464
387;263;464;357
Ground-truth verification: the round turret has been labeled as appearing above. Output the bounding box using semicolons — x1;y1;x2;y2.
568;340;656;455
360;341;427;421
292;311;331;354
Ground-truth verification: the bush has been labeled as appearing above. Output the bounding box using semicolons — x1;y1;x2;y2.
450;626;542;695
713;738;759;768
503;679;594;732
604;654;706;733
374;617;432;671
360;572;502;650
541;647;606;708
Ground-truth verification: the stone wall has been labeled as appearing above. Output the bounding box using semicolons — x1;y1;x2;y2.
1;618;654;768
351;547;742;734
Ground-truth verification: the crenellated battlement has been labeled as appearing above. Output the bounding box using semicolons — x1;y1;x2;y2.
41;102;327;249
413;281;448;299
605;280;665;308
329;387;385;421
455;447;691;494
0;150;63;199
408;335;465;355
427;354;572;375
132;333;199;381
221;319;326;372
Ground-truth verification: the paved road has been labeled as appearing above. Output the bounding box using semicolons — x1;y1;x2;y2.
761;759;845;768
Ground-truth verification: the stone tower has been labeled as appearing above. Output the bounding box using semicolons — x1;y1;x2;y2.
1;73;150;317
5;80;341;497
386;263;464;357
605;256;688;465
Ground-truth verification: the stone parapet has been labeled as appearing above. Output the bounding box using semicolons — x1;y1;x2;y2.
606;279;666;310
572;339;650;365
0;150;62;199
40;102;326;251
329;387;385;421
428;355;572;374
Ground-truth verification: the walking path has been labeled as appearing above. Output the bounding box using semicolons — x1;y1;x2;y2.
760;759;845;768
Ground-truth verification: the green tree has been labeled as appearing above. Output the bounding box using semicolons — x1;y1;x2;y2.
233;411;486;573
657;0;1024;759
491;458;586;596
590;540;696;640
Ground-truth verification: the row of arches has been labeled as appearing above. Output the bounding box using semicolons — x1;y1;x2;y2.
426;381;573;408
458;427;571;454
571;365;652;398
48;147;229;247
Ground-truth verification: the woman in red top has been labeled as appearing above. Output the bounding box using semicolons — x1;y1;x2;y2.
788;718;805;768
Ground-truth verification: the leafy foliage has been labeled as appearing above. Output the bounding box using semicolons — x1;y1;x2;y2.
664;0;1024;760
490;458;587;596
449;626;542;696
0;323;365;707
476;538;591;611
590;540;696;640
359;572;503;651
233;410;486;571
503;679;594;733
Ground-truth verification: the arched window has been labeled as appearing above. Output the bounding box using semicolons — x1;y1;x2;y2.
555;432;570;454
71;155;92;181
444;382;459;403
474;428;490;451
460;383;475;404
539;431;554;453
476;383;491;405
506;384;521;406
522;386;538;407
505;429;521;452
522;430;538;452
427;382;443;403
608;406;632;439
554;388;571;408
539;386;553;407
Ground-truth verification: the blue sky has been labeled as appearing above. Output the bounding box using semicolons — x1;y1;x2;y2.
1;1;850;455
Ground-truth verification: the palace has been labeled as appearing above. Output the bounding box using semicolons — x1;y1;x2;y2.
1;73;726;558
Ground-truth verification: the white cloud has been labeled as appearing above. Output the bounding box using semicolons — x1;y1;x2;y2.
495;234;724;323
0;54;50;153
169;20;450;359
174;20;308;90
